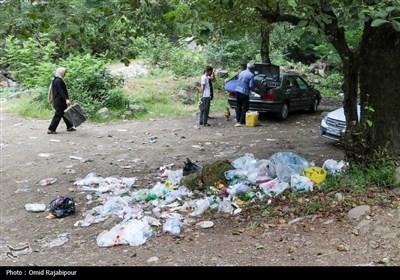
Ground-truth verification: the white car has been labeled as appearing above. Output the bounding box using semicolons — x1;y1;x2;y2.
320;105;360;141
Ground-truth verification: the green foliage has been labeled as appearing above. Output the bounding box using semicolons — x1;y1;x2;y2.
304;199;322;215
1;35;57;88
169;46;207;77
313;44;341;70
132;35;206;77
319;73;343;96
0;0;176;62
203;34;260;69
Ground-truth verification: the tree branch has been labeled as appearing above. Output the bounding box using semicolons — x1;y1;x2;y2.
256;7;301;25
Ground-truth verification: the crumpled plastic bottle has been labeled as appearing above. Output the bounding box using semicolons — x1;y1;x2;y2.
171;221;181;237
163;218;181;237
39;177;57;186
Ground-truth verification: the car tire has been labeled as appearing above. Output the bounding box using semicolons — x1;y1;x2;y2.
277;103;289;120
310;98;319;113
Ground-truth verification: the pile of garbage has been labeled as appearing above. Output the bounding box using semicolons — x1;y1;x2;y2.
73;152;348;247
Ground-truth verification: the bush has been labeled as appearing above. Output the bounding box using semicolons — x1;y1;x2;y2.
0;35;57;88
54;53;128;117
203;34;260;69
132;35;206;77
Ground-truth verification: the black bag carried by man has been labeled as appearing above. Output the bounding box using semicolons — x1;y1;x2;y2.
198;99;206;111
64;104;88;127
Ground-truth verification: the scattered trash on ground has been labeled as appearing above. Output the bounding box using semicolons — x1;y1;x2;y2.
69;155;83;161
25;203;46;212
71;152;348;248
196;221;214;229
39;233;70;248
38;153;52;158
2;242;32;260
38;178;57;186
49;196;76;218
182;158;202;176
323;159;349;175
148;136;158;143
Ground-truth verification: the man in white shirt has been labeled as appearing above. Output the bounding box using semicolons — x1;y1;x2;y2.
199;66;213;126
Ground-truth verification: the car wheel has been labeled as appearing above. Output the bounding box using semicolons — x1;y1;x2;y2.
277;103;289;120
310;98;319;113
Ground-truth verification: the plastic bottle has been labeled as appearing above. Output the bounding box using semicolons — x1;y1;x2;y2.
170;219;181;237
163;218;181;237
39;177;57;186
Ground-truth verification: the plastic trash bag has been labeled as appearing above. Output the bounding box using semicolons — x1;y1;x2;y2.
190;198;210;216
228;183;250;196
269;152;311;182
259;178;289;197
290;174;314;192
323;159;349;175
231;153;257;171
96;219;152;247
224;169;249;184
163;218;182;237
49;196;76;218
224;80;238;93
218;198;234;213
182;158;202;176
302;167;327;184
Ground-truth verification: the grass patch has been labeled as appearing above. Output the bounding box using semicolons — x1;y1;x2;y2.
122;75;229;121
323;157;398;194
0;91;53;119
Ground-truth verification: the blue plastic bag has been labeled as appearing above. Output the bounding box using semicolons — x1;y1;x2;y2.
224;80;238;93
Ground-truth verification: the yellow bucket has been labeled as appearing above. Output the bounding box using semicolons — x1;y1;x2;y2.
246;111;259;127
302;167;327;184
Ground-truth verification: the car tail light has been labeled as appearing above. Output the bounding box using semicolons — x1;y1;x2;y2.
261;92;275;100
229;92;236;97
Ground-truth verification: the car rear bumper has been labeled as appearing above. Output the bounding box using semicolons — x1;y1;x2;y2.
228;97;282;113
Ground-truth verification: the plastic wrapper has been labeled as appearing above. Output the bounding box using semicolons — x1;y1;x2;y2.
290;174;314;192
269;152;311;182
259;178;289;197
96;219;152;247
323;159;349;175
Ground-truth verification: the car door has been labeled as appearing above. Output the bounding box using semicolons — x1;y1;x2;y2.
294;76;313;108
284;76;302;110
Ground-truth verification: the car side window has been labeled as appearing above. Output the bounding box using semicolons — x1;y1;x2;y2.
286;76;299;89
295;77;308;90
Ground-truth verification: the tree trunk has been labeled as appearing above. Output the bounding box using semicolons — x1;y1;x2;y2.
260;27;271;64
342;54;359;132
359;23;400;156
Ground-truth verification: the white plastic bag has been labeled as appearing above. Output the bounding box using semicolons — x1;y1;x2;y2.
231;153;257;171
290;174;313;192
190;198;210;216
323;159;349;175
259;178;289;197
96;219;152;247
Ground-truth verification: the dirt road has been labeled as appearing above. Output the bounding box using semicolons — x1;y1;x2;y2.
1;100;399;267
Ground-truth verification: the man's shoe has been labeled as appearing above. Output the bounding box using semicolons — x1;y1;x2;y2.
67;127;77;132
234;123;242;127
